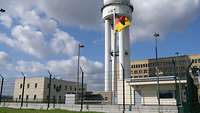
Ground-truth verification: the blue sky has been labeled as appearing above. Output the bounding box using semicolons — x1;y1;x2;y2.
0;0;200;91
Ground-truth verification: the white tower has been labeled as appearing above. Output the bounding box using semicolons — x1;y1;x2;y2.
102;0;133;100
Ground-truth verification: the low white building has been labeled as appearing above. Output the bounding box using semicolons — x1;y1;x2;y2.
117;76;186;105
13;77;87;102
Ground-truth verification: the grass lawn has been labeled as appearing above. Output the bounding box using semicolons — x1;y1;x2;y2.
0;107;104;113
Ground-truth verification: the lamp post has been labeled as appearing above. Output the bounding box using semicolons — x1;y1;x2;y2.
20;72;26;108
0;10;6;105
153;32;160;112
80;67;84;112
0;74;4;105
120;64;125;113
77;43;85;95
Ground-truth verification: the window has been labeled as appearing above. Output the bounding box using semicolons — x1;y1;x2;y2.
26;95;29;100
20;84;22;89
139;70;142;74
27;84;30;88
70;86;72;91
198;59;200;63
19;95;21;99
159;90;175;99
144;70;147;73
59;96;61;102
35;83;38;88
54;84;56;89
134;70;138;74
195;59;198;63
131;65;134;68
34;95;37;100
65;86;68;90
105;97;108;100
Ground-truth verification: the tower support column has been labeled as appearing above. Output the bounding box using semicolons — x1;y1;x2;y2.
105;19;112;92
119;27;131;79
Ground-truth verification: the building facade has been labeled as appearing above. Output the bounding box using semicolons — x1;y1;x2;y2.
13;77;87;102
117;54;200;105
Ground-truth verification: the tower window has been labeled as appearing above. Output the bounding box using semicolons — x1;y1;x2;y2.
34;95;37;100
20;84;22;89
27;84;30;88
35;83;38;88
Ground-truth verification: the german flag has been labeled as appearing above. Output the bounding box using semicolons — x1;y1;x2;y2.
115;15;131;32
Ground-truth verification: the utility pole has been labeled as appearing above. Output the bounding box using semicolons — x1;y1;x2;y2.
0;74;4;105
21;72;26;108
77;43;84;96
154;32;160;113
47;70;52;110
80;67;84;112
121;64;125;113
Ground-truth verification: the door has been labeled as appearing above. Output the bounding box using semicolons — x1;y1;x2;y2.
134;90;142;105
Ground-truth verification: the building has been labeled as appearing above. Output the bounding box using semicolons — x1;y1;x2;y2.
117;54;200;105
13;77;87;102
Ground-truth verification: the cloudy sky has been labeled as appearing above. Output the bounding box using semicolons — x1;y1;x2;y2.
0;0;200;91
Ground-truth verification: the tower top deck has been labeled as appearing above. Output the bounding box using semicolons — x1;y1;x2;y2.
102;0;133;20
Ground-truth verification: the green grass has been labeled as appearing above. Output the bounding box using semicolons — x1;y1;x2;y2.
0;107;103;113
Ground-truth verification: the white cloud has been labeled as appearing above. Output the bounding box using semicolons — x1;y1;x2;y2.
0;25;48;58
14;56;104;91
11;25;49;58
50;29;79;56
37;0;102;29
1;0;199;41
131;0;200;41
0;51;9;64
0;27;81;58
0;14;12;28
16;60;46;73
18;10;58;33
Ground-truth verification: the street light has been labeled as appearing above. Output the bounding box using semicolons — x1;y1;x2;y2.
120;64;125;113
0;8;5;13
80;67;84;112
0;74;4;105
153;32;160;112
77;43;85;95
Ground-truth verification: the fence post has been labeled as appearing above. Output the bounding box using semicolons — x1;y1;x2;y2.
20;72;26;109
47;70;52;110
0;74;4;105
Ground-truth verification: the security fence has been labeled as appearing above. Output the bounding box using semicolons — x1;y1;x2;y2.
0;66;199;113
